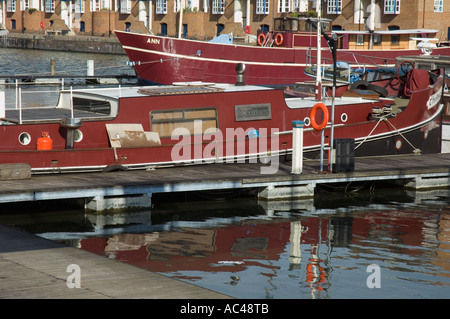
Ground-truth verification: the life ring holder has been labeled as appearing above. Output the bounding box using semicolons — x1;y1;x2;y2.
257;33;266;46
310;103;329;131
275;33;284;46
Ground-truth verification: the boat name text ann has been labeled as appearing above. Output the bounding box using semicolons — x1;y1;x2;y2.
147;37;161;45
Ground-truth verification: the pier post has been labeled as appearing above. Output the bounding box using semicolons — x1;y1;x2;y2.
87;60;94;76
291;120;305;174
50;59;56;76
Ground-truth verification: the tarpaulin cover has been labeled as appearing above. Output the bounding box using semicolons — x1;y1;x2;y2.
403;68;430;98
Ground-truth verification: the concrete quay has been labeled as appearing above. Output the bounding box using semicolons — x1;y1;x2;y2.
0;224;232;299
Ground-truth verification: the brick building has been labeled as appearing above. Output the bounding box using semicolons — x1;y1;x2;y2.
0;0;448;43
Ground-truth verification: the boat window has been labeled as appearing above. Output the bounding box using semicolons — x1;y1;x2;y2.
72;97;111;115
150;108;218;138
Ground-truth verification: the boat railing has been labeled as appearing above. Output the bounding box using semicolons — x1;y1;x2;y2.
1;81;123;124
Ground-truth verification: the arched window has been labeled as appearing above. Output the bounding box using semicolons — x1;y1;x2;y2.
217;24;224;36
160;23;167;36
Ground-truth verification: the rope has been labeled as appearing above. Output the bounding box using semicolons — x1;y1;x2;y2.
355;112;421;154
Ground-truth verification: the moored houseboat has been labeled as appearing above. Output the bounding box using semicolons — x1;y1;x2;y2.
0;63;444;174
115;16;450;86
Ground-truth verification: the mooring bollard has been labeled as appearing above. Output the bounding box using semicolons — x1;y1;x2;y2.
87;60;94;76
50;59;56;76
291;120;305;174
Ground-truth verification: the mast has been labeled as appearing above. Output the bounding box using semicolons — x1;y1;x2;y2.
315;0;322;101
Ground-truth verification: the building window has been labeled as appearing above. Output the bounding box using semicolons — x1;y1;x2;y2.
256;0;269;14
384;0;400;14
120;0;131;14
212;0;225;14
45;0;55;12
174;0;180;12
75;0;85;13
156;0;167;14
327;0;342;14
434;0;443;12
278;0;290;13
160;23;167;35
23;0;30;10
6;0;15;12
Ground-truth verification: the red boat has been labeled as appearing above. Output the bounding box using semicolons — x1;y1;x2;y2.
0;60;444;174
115;16;450;86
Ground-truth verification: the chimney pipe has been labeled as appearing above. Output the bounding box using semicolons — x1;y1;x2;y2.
235;63;246;86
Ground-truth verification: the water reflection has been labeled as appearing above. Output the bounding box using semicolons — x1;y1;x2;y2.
1;188;450;299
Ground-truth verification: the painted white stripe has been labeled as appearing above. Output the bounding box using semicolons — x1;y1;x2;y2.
122;45;308;68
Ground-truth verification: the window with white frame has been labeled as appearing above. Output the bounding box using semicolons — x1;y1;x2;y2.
174;0;180;12
327;0;342;14
120;0;131;13
434;0;443;12
212;0;225;14
91;0;101;11
22;0;30;10
256;0;269;14
75;0;85;13
45;0;55;12
6;0;15;12
278;0;290;13
384;0;400;14
156;0;167;14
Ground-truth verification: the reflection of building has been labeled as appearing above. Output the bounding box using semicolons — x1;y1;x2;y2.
1;1;448;41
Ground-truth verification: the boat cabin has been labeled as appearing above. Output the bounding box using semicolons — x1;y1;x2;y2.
257;17;331;48
332;29;440;51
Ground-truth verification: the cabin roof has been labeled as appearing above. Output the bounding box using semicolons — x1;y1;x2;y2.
69;83;274;100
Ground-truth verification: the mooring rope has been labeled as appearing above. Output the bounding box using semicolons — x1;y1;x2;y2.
355;113;421;154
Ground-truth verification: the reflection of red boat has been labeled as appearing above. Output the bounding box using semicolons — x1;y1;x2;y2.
115;17;450;86
77;210;439;278
0;64;444;173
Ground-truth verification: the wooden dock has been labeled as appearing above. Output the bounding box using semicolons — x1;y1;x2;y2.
1;152;450;299
0;152;449;211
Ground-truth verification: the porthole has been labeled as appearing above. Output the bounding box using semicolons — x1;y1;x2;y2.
395;138;403;150
341;113;348;123
74;129;83;143
18;132;31;145
304;117;311;126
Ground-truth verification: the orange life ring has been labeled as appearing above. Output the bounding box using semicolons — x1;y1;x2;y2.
310;103;329;131
257;33;266;46
275;33;284;46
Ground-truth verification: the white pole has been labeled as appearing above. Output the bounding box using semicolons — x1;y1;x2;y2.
315;0;322;101
19;87;22;124
87;60;94;76
0;91;5;119
178;0;184;39
291;120;305;174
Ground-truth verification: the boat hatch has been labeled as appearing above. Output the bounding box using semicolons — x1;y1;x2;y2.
138;85;224;96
